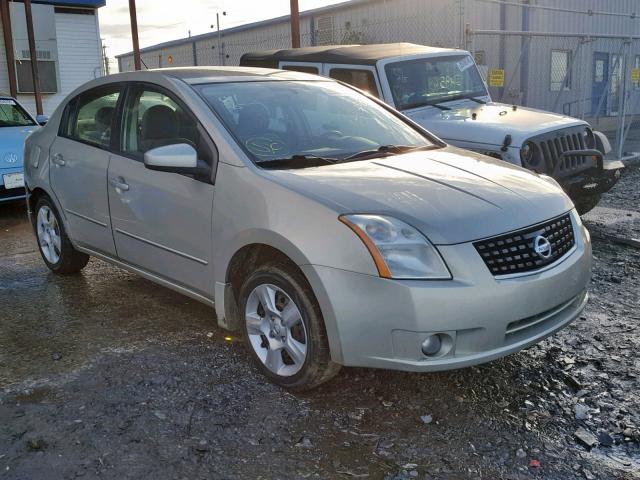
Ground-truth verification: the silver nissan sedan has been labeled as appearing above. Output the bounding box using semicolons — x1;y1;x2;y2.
24;67;591;390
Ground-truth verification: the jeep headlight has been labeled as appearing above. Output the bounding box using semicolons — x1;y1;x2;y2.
339;214;451;280
520;141;535;165
582;127;595;149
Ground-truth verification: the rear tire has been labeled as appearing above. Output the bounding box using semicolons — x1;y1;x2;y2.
35;196;89;274
575;194;602;215
239;261;340;391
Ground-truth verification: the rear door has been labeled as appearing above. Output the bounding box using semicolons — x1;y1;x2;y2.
49;85;122;255
107;84;216;296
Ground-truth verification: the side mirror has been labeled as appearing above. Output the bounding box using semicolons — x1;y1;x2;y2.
144;143;210;179
144;143;197;169
35;114;48;126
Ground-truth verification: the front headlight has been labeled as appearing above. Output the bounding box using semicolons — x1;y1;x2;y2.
339;214;452;280
583;127;595;149
520;141;536;165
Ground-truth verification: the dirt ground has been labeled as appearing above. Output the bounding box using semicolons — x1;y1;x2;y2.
1;168;639;480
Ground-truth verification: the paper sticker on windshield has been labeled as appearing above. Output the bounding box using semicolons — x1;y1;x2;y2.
0;99;16;105
456;57;474;72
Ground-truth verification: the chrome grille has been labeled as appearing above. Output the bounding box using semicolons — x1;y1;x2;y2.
474;213;575;276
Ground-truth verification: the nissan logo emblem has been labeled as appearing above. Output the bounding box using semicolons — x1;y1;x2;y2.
533;235;552;259
3;152;18;164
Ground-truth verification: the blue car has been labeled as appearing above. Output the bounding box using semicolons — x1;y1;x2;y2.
0;94;42;203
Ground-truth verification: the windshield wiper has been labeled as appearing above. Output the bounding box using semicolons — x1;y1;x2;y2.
254;154;338;169
454;94;487;104
401;100;451;111
340;144;436;163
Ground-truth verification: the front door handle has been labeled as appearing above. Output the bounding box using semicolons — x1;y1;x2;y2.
109;177;129;192
51;153;65;166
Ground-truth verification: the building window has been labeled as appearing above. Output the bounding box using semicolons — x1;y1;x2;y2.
550;50;571;91
15;59;58;94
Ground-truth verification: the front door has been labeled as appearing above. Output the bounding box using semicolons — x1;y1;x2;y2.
591;52;609;115
107;85;216;296
49;86;122;255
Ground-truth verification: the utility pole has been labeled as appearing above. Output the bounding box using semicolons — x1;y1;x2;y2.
23;0;43;115
129;0;141;70
0;0;18;97
102;42;110;75
215;11;226;66
290;0;300;48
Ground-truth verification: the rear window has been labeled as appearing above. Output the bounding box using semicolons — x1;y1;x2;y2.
281;65;320;75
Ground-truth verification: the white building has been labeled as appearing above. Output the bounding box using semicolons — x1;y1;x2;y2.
115;0;640;120
0;0;105;115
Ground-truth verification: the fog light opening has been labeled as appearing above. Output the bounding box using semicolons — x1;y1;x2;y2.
421;334;443;356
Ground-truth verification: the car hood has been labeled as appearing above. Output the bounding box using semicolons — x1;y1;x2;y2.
404;101;587;148
267;146;573;245
0;126;34;169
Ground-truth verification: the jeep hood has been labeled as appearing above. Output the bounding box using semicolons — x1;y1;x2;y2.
268;146;574;245
0;126;34;169
404;101;587;149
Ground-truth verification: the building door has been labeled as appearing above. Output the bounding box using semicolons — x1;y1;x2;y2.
591;52;609;115
609;54;623;116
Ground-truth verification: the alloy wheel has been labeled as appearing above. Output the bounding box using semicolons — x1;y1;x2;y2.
37;205;61;265
245;283;308;376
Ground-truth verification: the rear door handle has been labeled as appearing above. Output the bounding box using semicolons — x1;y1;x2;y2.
51;153;65;166
109;177;129;192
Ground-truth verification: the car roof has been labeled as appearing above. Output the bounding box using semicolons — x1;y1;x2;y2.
240;43;464;67
101;66;327;85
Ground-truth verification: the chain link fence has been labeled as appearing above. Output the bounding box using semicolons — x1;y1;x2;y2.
118;0;640;160
467;29;640;159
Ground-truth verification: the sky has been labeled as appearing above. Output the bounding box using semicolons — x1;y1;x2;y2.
99;0;345;70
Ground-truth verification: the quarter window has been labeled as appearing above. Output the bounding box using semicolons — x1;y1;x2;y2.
328;68;380;98
70;88;121;148
551;50;572;91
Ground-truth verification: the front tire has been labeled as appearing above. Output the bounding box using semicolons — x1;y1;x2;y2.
575;193;602;215
35;196;89;274
239;262;340;390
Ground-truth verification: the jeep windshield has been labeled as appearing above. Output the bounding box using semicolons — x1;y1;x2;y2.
385;54;489;111
195;80;438;168
0;99;36;127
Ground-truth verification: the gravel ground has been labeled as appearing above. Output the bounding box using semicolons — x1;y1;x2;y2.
0;168;639;480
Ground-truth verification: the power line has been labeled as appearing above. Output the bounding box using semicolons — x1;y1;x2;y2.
474;0;638;20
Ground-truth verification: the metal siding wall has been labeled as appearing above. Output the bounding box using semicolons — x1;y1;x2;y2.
0;22;9;94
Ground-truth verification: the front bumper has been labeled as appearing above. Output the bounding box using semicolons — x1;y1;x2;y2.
302;211;592;371
0;166;26;202
561;159;624;199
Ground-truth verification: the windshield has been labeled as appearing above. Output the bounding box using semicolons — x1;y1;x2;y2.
0;99;36;127
195;81;435;166
385;55;489;111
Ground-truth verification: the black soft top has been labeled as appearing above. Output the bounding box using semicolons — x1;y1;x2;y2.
240;43;460;68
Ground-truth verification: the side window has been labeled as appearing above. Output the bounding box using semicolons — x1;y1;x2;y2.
329;68;380;98
121;87;214;166
281;64;319;75
71;88;121;148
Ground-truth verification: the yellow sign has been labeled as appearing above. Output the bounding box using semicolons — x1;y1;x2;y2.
488;68;505;88
631;68;640;84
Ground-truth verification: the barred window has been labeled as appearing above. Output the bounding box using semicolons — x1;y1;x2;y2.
550;50;571;91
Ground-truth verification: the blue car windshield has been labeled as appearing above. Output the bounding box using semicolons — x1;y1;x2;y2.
0;99;36;127
195;80;435;166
